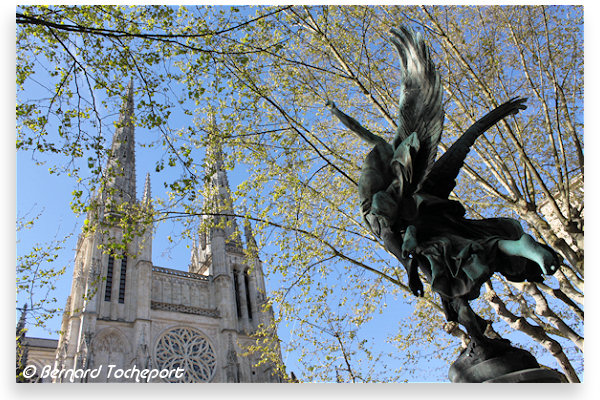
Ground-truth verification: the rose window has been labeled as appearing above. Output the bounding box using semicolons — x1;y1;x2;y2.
154;327;216;382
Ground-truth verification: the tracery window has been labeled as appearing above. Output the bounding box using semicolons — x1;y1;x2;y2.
244;270;253;320
104;254;115;301
233;271;242;318
118;255;127;303
154;327;216;383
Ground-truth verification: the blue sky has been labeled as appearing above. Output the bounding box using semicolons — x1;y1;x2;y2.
11;3;592;384
15;122;442;380
14;81;454;380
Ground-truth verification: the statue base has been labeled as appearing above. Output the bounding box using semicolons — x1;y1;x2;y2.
448;341;564;383
483;368;564;383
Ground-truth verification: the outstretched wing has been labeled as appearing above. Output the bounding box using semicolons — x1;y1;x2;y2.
390;26;444;188
419;97;527;199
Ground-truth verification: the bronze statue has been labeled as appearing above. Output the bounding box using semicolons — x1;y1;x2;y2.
326;27;561;379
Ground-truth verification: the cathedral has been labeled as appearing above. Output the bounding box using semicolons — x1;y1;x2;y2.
20;81;283;383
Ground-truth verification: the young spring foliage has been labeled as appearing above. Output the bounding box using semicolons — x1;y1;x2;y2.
16;5;583;382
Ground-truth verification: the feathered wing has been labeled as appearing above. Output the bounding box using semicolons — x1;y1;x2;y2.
389;27;444;189
419;97;527;199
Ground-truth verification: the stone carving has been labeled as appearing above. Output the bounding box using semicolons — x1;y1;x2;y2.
150;301;219;318
77;331;93;371
327;26;562;382
151;267;211;308
154;327;216;383
90;329;131;382
152;266;210;281
225;334;241;383
56;338;68;371
94;332;128;353
134;327;151;370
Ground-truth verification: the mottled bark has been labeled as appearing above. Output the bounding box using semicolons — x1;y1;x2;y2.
485;282;580;382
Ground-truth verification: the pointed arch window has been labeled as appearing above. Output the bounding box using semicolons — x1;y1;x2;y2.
244;270;253;320
104;254;115;301
233;271;242;319
118;255;127;303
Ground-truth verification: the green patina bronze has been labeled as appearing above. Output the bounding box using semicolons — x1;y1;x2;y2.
327;27;561;381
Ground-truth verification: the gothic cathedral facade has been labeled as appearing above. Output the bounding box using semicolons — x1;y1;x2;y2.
23;82;282;383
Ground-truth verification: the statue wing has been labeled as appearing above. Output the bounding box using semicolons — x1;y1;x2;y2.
390;27;444;189
418;97;527;199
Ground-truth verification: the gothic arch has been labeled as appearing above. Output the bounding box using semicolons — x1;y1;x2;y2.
90;327;132;382
92;327;131;354
152;325;217;383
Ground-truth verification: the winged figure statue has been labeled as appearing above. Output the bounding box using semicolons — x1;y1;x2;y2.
326;26;561;351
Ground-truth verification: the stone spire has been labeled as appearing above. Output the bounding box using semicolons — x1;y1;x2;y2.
16;304;29;381
142;172;152;207
104;78;137;206
16;303;28;337
203;116;241;247
189;114;242;274
243;213;258;256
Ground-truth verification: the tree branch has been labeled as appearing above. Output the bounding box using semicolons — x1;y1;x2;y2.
484;282;580;382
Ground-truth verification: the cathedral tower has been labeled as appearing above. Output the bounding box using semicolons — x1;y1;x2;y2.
188;117;279;381
55;80;154;382
43;83;282;383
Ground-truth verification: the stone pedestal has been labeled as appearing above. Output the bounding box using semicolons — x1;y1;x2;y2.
449;341;564;383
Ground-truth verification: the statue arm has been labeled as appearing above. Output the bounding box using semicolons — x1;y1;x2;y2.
326;101;388;146
462;97;527;141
